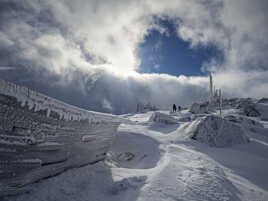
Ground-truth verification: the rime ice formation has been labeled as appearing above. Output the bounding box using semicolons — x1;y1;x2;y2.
149;112;178;124
189;74;224;115
136;102;157;113
189;102;209;114
2;78;268;200
236;99;260;117
0;79;119;122
256;103;268;120
3;101;268;201
0;79;121;197
209;74;213;104
189;115;250;147
208;74;223;114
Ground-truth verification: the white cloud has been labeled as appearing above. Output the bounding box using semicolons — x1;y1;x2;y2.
0;66;16;71
0;0;268;113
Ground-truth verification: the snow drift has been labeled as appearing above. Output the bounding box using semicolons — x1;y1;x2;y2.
106;132;161;169
189;102;209;114
224;115;263;130
255;103;268;121
189;115;250;147
149;112;178;124
237;100;260;117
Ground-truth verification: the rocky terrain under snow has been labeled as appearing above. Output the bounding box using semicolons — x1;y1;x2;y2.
2;98;268;201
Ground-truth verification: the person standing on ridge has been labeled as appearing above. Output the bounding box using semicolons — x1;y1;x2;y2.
173;104;177;112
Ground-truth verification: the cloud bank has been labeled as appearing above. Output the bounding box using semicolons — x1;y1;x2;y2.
0;0;267;113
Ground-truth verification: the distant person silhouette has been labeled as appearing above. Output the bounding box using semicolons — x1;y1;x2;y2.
173;104;177;112
178;105;181;111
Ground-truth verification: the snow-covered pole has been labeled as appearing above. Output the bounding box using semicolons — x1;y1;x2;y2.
209;74;213;105
219;89;222;116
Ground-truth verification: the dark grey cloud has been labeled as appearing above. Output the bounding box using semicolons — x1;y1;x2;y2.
1;67;208;114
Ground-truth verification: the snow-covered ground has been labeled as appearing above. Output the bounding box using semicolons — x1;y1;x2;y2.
4;108;268;201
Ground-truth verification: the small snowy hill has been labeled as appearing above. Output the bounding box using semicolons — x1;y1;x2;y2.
4;103;268;201
188;115;250;147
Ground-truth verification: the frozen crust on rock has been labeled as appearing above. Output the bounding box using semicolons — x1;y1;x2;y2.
190;115;250;147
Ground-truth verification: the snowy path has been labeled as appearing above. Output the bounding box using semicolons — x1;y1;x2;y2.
138;144;240;201
4;112;268;201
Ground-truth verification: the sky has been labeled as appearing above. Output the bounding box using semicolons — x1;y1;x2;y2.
0;0;268;114
138;19;223;76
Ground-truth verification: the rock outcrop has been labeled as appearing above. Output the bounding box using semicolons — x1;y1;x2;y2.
149;112;178;124
190;115;250;147
189;102;209;114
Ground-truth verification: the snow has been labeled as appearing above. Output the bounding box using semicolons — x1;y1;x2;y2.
149;112;178;124
36;142;63;151
256;103;268;121
106;132;161;169
237;101;261;117
189;102;209;114
188;115;250;147
3;107;268;201
0;79;120;123
81;135;97;142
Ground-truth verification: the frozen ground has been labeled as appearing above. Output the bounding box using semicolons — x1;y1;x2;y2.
3;108;268;201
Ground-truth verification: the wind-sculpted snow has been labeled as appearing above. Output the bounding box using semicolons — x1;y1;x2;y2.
237;101;260;117
106;132;161;169
189;102;209;114
4;110;268;201
141;144;242;201
149;112;178;124
0;79;119;122
255;103;268;121
224;115;264;130
189;115;250;147
0;79;121;197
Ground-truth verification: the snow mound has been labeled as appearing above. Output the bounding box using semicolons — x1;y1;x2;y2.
237;100;260;117
190;115;250;147
178;116;191;122
255;103;268;121
149;112;178;124
258;98;268;103
109;176;147;195
189;102;209;114
224;115;263;129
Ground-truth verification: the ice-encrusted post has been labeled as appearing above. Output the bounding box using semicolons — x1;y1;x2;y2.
209;74;213;105
219;89;222;116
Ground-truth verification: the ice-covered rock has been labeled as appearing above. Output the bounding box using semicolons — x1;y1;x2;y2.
236;99;260;117
224;115;263;133
189;102;209;114
137;102;157;113
149;112;178;124
109;176;147;195
224;115;263;127
221;98;258;110
178;116;191;122
241;105;260;117
255;103;268;121
258;98;268;103
190;115;250;147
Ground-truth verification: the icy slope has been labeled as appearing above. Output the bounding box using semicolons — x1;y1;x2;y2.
4;110;268;201
0;79;121;122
